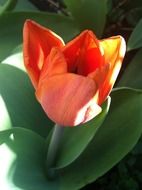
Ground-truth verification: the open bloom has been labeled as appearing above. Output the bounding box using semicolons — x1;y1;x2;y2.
23;20;126;127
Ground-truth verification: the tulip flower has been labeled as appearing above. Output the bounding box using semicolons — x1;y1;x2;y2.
23;20;126;127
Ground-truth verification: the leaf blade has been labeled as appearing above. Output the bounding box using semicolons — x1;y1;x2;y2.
60;88;142;190
118;48;142;89
64;0;107;37
127;19;142;51
55;97;111;169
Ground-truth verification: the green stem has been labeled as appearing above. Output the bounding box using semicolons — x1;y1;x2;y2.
46;124;64;178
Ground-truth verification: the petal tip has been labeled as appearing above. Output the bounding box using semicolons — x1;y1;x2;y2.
23;19;34;30
119;36;126;58
110;35;126;57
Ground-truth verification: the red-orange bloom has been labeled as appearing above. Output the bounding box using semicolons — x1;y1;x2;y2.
23;20;126;127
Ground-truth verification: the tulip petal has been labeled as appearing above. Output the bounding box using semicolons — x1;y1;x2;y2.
63;30;104;75
23;20;64;88
98;36;126;104
36;73;101;126
39;47;67;83
88;63;110;89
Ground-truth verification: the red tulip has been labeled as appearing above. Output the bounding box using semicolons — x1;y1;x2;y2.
23;20;126;127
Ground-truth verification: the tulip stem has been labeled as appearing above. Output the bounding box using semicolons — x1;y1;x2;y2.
46;124;64;179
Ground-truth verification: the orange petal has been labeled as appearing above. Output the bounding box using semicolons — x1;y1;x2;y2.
98;36;126;104
63;30;104;75
38;47;67;86
88;63;110;88
23;20;64;88
36;73;101;126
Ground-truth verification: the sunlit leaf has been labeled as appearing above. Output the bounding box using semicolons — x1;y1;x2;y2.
0;63;53;137
0;128;48;190
0;95;12;131
0;0;17;14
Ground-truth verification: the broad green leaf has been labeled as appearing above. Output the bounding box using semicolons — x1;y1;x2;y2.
0;11;79;61
1;89;142;190
107;0;113;14
0;128;50;190
60;88;142;190
0;127;65;190
127;19;142;51
0;95;12;131
64;0;107;37
2;49;25;71
55;97;111;169
0;0;17;14
118;48;142;89
0;64;53;137
13;0;38;11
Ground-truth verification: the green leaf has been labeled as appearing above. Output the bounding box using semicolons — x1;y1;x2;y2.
118;48;142;89
60;88;142;190
0;95;12;131
0;127;68;190
0;11;79;61
0;63;53;137
13;0;38;11
55;97;111;169
64;0;107;37
127;19;142;51
0;0;17;14
2;47;25;71
0;127;50;190
107;0;113;14
1;89;142;190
